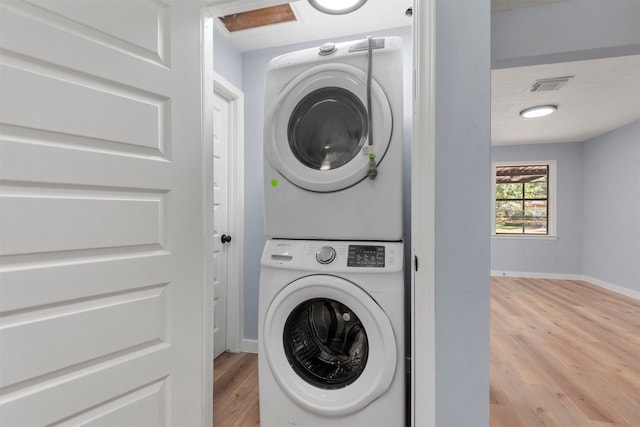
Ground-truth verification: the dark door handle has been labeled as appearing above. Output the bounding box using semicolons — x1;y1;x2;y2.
221;234;232;244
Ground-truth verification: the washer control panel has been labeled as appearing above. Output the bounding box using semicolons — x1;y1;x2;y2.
262;240;402;273
347;245;385;267
315;246;337;264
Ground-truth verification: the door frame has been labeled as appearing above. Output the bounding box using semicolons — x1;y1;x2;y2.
206;1;436;425
213;71;245;353
411;1;436;426
202;12;216;426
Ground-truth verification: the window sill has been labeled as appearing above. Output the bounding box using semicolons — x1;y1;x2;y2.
492;234;558;240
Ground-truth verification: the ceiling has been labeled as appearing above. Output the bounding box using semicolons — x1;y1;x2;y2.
213;0;640;146
492;54;640;145
214;0;412;53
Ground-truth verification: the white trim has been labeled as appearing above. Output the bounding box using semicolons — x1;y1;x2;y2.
202;12;216;426
491;160;557;236
213;71;245;353
582;275;640;301
411;0;436;426
491;234;558;240
491;270;582;280
241;339;259;354
491;271;640;301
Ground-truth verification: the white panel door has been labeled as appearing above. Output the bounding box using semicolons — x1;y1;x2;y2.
213;92;229;358
0;1;213;426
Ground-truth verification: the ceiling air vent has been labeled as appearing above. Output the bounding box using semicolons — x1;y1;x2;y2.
529;76;573;92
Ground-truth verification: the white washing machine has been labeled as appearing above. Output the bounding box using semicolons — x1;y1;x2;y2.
263;37;404;241
258;239;405;426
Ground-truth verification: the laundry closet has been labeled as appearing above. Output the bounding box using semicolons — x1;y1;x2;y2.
212;2;413;426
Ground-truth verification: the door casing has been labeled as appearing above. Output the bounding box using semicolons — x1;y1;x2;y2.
213;71;245;353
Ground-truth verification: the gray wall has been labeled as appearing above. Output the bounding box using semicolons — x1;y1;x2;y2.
241;26;414;342
434;0;491;425
583;120;640;293
491;142;584;275
213;25;243;90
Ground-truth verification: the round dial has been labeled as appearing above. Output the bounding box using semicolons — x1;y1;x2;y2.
318;42;337;56
316;246;336;264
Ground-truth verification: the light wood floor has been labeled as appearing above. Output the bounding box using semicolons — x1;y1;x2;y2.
490;276;640;426
213;277;640;426
213;352;260;427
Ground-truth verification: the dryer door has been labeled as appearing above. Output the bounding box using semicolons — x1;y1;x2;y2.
263;275;397;416
264;63;393;192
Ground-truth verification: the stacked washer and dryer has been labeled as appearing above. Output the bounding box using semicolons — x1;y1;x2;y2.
259;37;405;426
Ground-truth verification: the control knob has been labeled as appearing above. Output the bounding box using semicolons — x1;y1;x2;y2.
316;246;336;264
318;42;337;56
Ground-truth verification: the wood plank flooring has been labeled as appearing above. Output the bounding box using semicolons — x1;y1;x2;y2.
490;276;640;426
213;278;640;426
213;352;260;427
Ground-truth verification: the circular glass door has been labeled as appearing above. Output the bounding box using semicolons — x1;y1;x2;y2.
288;87;368;171
264;63;393;193
263;275;397;416
283;298;368;389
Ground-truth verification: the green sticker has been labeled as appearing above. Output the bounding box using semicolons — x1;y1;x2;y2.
271;179;278;187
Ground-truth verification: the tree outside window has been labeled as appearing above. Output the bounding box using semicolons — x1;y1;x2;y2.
495;165;549;235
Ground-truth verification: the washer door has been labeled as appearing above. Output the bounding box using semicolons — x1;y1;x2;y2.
265;63;393;192
263;275;397;416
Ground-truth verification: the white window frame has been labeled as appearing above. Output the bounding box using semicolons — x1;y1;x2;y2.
491;160;558;238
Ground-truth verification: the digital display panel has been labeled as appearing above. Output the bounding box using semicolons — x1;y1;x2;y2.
347;245;385;267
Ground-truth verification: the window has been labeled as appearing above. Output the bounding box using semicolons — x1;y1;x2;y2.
493;161;557;236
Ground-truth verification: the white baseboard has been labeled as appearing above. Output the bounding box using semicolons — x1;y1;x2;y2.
582;275;640;301
491;270;640;301
491;270;582;281
241;339;258;354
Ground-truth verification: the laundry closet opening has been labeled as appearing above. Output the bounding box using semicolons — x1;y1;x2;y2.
209;1;415;426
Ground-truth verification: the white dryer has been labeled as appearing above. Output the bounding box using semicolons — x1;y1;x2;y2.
258;239;404;427
263;37;403;240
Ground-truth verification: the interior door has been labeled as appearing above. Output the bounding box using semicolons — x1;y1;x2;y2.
213;92;230;358
0;1;213;425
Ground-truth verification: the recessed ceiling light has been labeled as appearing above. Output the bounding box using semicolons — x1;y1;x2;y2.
308;0;367;15
520;105;558;119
